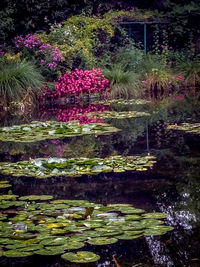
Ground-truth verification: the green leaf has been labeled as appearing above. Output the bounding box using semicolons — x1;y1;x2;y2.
61;251;100;263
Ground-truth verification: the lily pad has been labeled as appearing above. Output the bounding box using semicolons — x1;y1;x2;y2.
86;110;150;120
0;195;174;260
0;184;12;189
61;251;100;263
125;215;142;220
167;122;200;135
36;248;65;255
19;195;53;201
144;229;168;236
118;233;143;240
0;195;18;200
0;155;156;178
142;213;169;219
87;237;118;245
58;240;85;250
94;99;151;105
0;121;120;143
3;250;34;257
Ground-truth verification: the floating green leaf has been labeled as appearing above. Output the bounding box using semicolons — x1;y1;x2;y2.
142;213;169;219
94;99;151;105
0;184;12;189
86;110;150;120
0;195;173;260
61;251;100;263
87;237;118;245
0;155;156;178
0;121;120;143
167;122;200;135
3;250;34;257
0;195;18;200
19;195;53;201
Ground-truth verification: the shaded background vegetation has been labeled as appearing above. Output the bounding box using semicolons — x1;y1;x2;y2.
0;0;200;51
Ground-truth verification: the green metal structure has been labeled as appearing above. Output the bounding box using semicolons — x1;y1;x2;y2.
119;21;169;53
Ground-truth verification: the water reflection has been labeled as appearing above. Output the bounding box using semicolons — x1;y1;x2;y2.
0;98;200;266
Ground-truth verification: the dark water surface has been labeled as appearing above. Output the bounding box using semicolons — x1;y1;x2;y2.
0;99;200;267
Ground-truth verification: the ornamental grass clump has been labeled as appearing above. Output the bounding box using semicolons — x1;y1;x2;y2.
0;57;44;106
54;68;109;97
103;64;142;99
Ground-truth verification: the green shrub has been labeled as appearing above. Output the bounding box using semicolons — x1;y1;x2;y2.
37;12;133;71
111;46;145;72
0;57;45;106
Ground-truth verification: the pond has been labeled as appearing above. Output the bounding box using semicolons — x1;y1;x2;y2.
0;98;200;266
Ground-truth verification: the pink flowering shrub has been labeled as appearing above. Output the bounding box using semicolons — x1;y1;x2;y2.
55;68;110;97
38;68;110;100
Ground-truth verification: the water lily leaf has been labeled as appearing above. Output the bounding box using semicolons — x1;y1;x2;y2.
113;205;145;214
18;244;44;251
140;219;164;227
61;251;100;263
87;237;118;245
51;229;67;234
86;110;150;120
3;250;33;257
142;213;169;219
0;184;12;189
0;121;120;143
94;99;151;105
167;123;200;135
0;195;18;200
0;155;156;178
0;238;21;245
144;229;167;236
125;215;142;220
19;195;53;201
36;248;65;255
40;237;69;246
148;225;174;231
58;240;85;250
68;234;88;242
117;233;143;240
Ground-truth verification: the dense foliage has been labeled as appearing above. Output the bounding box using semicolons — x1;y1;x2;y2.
0;2;200;107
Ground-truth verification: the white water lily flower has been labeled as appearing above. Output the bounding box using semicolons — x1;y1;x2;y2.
22;127;31;131
33;159;43;167
48;130;55;135
47;158;66;163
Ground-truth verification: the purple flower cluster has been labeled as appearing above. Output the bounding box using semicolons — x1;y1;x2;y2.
39;45;63;69
0;48;5;56
39;43;51;52
14;34;63;70
14;34;41;49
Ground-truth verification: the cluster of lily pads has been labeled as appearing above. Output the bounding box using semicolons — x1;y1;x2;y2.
94;99;151;105
0;121;120;143
0;155;157;178
0;193;173;262
167;122;200;135
84;110;150;120
0;181;12;189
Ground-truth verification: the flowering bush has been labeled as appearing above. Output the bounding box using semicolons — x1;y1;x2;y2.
55;68;109;97
14;34;63;74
